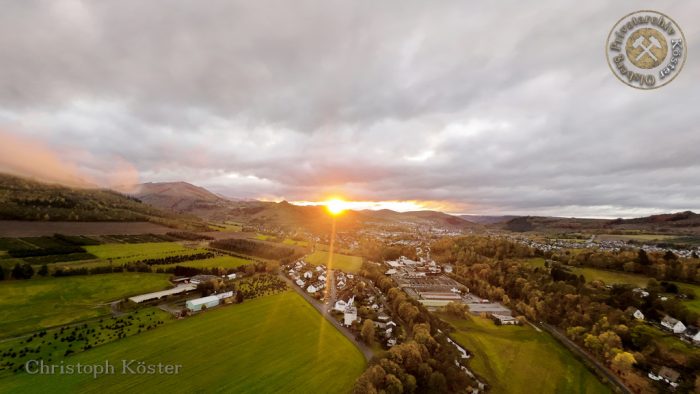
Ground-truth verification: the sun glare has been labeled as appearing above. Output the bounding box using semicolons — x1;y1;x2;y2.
324;198;347;216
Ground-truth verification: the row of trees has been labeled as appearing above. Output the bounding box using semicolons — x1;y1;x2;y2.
210;238;303;263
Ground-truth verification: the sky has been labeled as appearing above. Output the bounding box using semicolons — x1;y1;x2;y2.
0;0;698;217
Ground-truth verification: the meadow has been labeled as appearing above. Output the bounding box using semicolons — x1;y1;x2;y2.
0;273;171;338
444;315;609;394
160;255;252;270
305;250;363;273
0;291;366;393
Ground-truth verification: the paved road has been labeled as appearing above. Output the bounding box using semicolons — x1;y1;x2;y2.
540;323;631;394
279;273;374;361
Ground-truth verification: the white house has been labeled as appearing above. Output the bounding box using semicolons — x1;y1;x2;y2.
307;285;318;294
661;316;686;334
492;314;518;325
633;309;645;321
334;300;348;312
303;271;313;279
295;279;305;287
343;306;358;326
318;275;326;282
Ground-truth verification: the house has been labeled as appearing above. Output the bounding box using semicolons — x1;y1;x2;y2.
226;273;237;280
683;326;700;343
295;279;305;287
444;265;453;274
334;300;348;312
492;314;518;325
661;316;686;334
315;266;324;272
657;366;680;386
385;268;398;275
377;312;390;322
633;309;645;321
343;306;358;326
387;338;397;347
303;271;313;279
318;275;326;282
307;285;318;294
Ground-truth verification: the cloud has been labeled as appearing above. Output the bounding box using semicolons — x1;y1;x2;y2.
0;1;698;217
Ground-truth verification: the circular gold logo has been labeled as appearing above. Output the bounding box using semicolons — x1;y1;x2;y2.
606;10;687;89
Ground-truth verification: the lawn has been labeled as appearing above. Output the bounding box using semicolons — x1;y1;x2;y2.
84;242;205;263
0;291;366;393
305;250;363;273
444;314;609;394
0;273;171;338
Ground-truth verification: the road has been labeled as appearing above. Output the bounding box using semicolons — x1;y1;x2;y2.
279;273;374;361
540;323;631;394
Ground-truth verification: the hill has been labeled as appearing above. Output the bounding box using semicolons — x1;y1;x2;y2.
500;211;700;235
460;215;519;224
0;173;201;229
133;181;230;218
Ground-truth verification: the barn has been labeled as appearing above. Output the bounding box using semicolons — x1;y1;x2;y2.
186;296;220;312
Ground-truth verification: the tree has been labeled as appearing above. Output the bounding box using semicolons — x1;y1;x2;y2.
11;263;33;280
361;319;375;345
38;264;49;277
0;266;4;281
611;351;635;373
663;250;677;261
385;373;403;394
637;249;650;266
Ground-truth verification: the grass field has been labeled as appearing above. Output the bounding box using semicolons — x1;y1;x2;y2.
0;291;366;393
84;242;205;263
444;315;609;394
0;273;171;338
160;255;252;269
305;250;363;273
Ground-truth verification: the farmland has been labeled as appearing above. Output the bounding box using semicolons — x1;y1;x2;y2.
444;315;609;394
0;308;171;375
305;250;363;273
0;273;171;338
0;291;366;393
161;255;252;269
84;242;206;264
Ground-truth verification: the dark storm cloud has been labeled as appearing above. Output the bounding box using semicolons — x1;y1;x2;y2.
0;0;698;217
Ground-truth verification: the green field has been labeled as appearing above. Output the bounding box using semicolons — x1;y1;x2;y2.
84;242;208;265
444;315;609;394
0;291;366;393
305;250;363;273
161;255;252;269
0;273;171;338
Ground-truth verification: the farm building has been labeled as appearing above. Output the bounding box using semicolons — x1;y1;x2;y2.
128;284;197;304
660;316;686;334
190;274;219;285
186;296;220;311
492;314;518;325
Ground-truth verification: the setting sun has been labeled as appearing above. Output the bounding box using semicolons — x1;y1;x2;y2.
324;198;347;216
